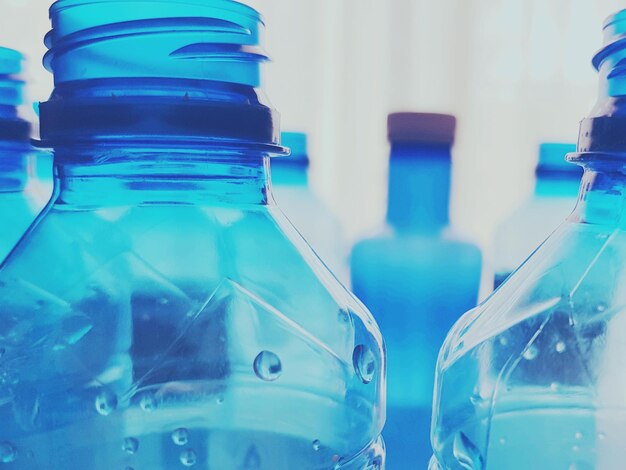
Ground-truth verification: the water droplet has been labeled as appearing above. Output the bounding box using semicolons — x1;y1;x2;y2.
353;344;376;384
123;437;139;454
523;344;538;360
598;432;607;440
171;428;189;446
556;341;567;353
180;449;197;467
158;298;169;305
312;440;321;451
95;389;117;416
550;382;559;392
216;395;224;405
596;303;607;313
498;437;506;445
575;432;583;440
253;351;282;382
572;445;580;452
498;336;509;346
0;442;16;463
452;432;483;470
139;392;157;412
242;446;261;469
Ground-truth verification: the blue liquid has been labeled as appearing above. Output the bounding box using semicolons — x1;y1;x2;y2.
351;115;481;469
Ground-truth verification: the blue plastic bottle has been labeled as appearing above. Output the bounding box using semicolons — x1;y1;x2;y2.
431;10;626;470
0;2;385;469
351;113;481;470
493;143;581;290
0;48;49;264
272;132;350;285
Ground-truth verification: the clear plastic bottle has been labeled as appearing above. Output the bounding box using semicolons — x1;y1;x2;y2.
272;132;350;286
431;9;626;470
0;47;49;263
0;1;385;469
493;143;581;290
351;113;481;470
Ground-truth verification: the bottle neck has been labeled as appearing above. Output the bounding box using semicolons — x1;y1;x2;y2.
571;164;626;228
53;147;272;207
0;143;31;192
534;173;582;198
271;162;309;186
386;143;451;233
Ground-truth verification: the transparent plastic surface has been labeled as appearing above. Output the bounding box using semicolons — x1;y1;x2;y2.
431;10;626;470
493;143;581;290
352;128;481;470
0;2;385;468
272;133;350;286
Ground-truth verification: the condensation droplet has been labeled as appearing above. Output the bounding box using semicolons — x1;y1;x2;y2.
171;428;189;446
556;341;567;353
572;445;580;453
180;449;197;467
523;344;538;360
216;395;224;405
498;437;506;445
0;442;16;463
575;432;583;440
123;437;139;454
253;351;282;382
498;336;509;346
598;432;607;440
452;432;483;470
95;389;117;416
139;392;157;412
353;345;376;384
550;382;559;392
312;440;321;451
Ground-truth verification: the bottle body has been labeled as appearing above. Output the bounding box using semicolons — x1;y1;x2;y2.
0;153;385;470
352;230;480;470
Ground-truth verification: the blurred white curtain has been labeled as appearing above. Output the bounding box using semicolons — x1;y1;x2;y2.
1;0;625;246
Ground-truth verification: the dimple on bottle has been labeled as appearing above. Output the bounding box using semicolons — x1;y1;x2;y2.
431;9;626;470
0;47;49;264
0;1;385;469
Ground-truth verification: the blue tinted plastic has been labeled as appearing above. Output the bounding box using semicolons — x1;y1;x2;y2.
0;2;385;469
493;143;581;289
272;132;350;285
351;113;481;469
0;48;50;264
431;10;626;469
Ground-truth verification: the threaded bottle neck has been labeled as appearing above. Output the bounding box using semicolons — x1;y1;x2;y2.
41;0;285;155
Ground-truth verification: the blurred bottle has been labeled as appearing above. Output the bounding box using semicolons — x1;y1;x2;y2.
0;1;385;469
272;132;350;285
0;47;49;263
431;9;626;469
351;113;482;470
493;143;581;290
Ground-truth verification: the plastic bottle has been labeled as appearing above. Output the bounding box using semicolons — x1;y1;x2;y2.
493;143;581;290
0;2;385;469
431;9;626;469
0;47;49;263
272;132;350;285
351;113;481;470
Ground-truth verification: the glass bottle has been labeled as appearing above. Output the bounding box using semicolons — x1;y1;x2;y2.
351;113;481;470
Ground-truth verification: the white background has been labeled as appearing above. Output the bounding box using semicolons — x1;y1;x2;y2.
1;0;625;252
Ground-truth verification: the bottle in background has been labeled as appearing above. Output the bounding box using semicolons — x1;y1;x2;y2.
0;47;50;263
493;143;581;290
351;112;482;470
271;132;350;285
0;1;385;468
431;9;626;469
